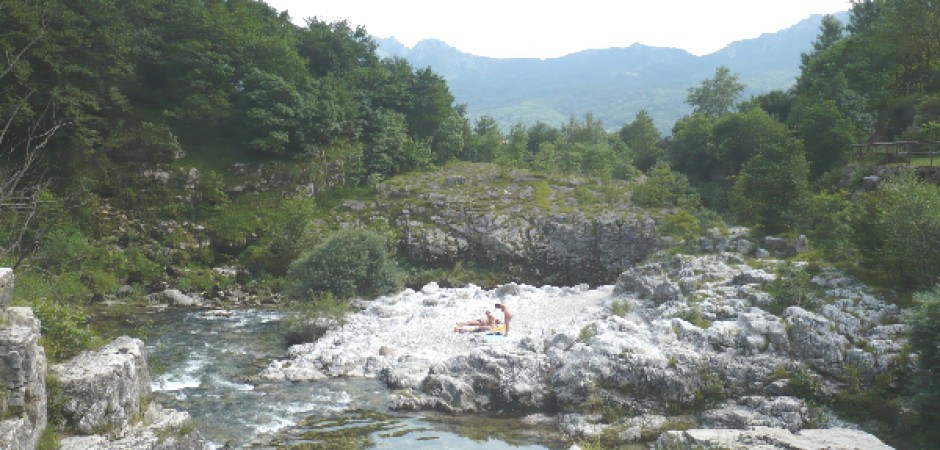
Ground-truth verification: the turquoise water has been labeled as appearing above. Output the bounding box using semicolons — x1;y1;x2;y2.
135;309;570;449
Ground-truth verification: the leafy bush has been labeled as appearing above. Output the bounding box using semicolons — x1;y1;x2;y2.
631;163;700;209
609;299;631;317
910;286;940;444
850;173;940;290
287;228;404;300
26;296;102;362
282;292;351;347
766;263;815;315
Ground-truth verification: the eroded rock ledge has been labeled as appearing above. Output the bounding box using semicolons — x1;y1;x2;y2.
0;268;206;450
262;245;902;447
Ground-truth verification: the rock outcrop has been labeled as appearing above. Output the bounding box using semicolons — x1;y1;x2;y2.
335;162;668;285
58;403;204;450
262;246;906;446
0;268;12;307
50;336;153;435
655;426;893;450
0;267;206;449
0;307;47;450
49;336;206;448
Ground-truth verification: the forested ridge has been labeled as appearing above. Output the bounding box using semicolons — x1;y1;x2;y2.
2;0;940;448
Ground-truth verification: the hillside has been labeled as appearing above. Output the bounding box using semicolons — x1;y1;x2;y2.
377;13;849;131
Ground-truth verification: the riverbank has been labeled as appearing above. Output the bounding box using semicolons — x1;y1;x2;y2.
260;247;902;448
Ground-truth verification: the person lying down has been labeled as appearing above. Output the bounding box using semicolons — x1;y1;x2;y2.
454;310;504;333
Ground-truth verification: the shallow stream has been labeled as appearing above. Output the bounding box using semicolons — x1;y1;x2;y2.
115;308;571;449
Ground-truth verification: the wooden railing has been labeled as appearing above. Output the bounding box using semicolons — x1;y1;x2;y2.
0;196;40;211
852;141;940;166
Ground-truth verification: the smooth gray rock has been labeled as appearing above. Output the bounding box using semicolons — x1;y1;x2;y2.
151;289;201;307
58;403;206;450
784;307;848;375
0;307;47;450
655;425;893;450
50;336;151;436
0;268;12;307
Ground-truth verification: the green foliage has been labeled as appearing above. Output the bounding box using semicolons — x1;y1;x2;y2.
36;427;60;450
789;99;863;179
619;110;663;171
282;292;351;347
686;66;745;118
909;286;940;441
659;210;702;243
608;299;631;317
730;128;811;233
765;263;815;315
578;323;599;342
804;191;856;262
785;364;826;404
850;173;940;290
15;291;102;362
673;307;710;329
632;163;700;209
287;228;404;300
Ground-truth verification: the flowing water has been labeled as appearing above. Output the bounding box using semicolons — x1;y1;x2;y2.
116;308;571;449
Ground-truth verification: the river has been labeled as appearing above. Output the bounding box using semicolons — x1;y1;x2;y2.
115;308;572;449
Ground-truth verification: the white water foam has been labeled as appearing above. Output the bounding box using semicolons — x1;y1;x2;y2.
152;356;206;392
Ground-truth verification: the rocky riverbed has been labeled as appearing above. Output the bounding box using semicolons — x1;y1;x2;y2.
261;243;902;449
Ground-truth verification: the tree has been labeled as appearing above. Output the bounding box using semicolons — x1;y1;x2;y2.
362;109;430;181
466;115;503;162
730;129;810;233
526;121;560;155
850;173;940;289
619;110;662;171
686;66;745;117
789;99;863;179
800;15;845;71
739;90;793;123
668;113;717;181
0;15;65;269
910;286;940;444
493;123;527;167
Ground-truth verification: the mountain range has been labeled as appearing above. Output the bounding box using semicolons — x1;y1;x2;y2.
376;12;849;133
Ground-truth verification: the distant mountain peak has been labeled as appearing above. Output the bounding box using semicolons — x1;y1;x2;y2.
376;13;847;132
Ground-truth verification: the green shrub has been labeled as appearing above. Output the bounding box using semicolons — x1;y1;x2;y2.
766;263;814;315
660;210;701;242
673;307;711;329
578;323;598;342
282;292;351;347
910;286;940;444
850;173;940;290
786;364;825;404
609;299;631;317
632;163;700;209
27;296;102;362
287;228;404;300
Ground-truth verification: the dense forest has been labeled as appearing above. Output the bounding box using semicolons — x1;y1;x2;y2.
2;0;940;448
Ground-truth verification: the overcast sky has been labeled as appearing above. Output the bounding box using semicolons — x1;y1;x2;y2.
264;0;853;59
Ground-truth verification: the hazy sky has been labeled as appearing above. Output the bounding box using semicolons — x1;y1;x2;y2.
265;0;853;59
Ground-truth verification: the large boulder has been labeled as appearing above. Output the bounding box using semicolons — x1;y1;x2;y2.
58;403;205;450
784;307;848;375
655;425;893;450
49;336;152;436
0;307;47;450
0;268;12;307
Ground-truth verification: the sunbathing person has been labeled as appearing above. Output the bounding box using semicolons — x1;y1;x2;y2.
454;310;501;332
456;310;498;327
